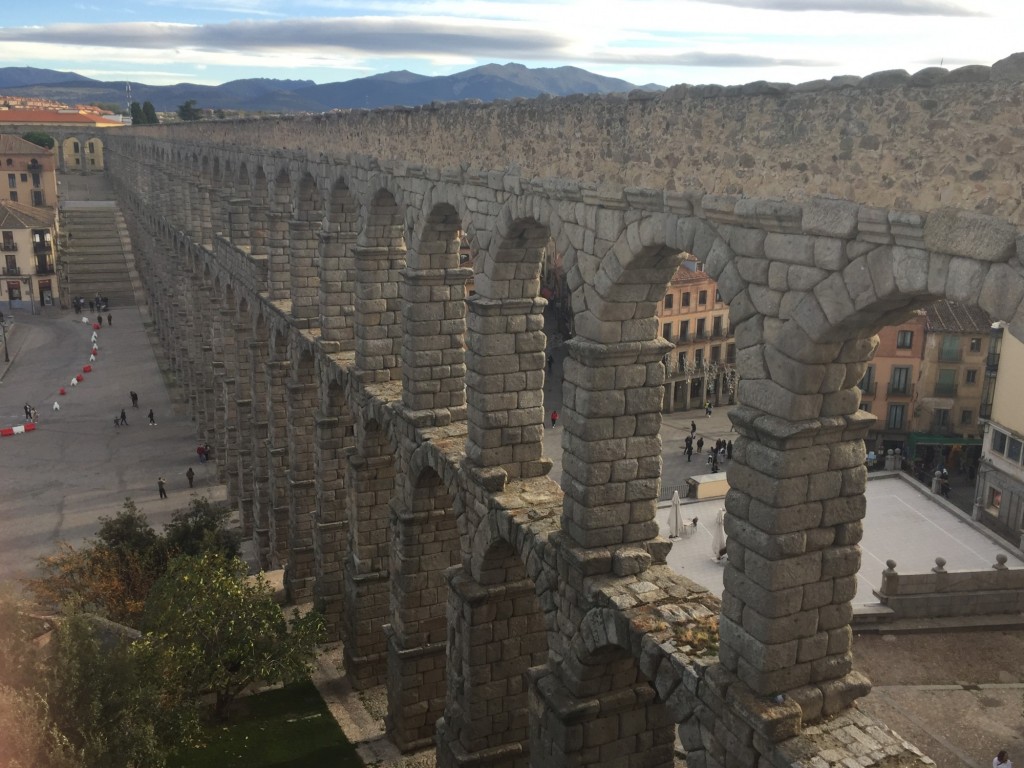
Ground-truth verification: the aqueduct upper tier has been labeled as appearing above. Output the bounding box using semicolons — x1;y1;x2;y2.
102;55;1024;768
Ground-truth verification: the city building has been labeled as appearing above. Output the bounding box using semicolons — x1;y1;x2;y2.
975;326;1024;544
657;263;736;412
0;110;125;172
906;300;990;469
0;134;58;208
858;310;926;455
0;200;60;309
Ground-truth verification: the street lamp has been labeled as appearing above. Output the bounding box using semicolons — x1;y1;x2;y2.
1;319;9;363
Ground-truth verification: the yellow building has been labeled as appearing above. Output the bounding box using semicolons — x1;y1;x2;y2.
975;328;1024;542
0;200;60;309
0;110;125;172
657;263;735;412
0;134;58;208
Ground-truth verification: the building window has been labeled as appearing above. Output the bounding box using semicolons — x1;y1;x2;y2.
681;293;690;307
662;322;672;340
696;318;706;338
6;174;14;189
715;290;722;302
712;316;723;337
988;487;1002;512
31;173;40;188
73;142;80;153
680;320;689;340
710;345;721;362
889;366;911;395
664;294;673;310
860;402;872;413
677;351;687;368
695;348;704;365
694;262;704;272
698;290;708;306
88;142;95;153
964;369;977;384
9;192;16;202
960;409;973;425
934;409;950;427
4;158;11;166
896;330;913;348
887;404;905;430
1009;438;1023;464
992;429;1007;454
19;173;27;182
31;191;43;206
970;337;982;352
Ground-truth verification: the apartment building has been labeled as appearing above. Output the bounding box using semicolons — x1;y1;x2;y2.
975;327;1024;544
0;134;58;208
657;263;735;413
0;200;60;308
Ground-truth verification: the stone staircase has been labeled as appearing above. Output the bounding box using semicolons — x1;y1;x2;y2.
61;203;137;309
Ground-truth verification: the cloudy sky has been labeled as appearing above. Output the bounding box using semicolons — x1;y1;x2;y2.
0;0;1018;88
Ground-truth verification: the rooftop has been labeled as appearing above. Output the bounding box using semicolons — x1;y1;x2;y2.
0;200;56;228
925;299;992;334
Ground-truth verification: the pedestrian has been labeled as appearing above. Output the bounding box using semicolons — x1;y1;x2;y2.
114;415;120;429
203;443;212;461
707;451;714;467
107;313;112;326
668;489;683;538
89;299;95;312
685;444;693;462
24;402;31;420
148;409;156;426
30;408;38;423
119;409;128;426
994;751;1012;768
696;437;704;453
550;410;559;428
158;476;167;499
97;314;103;327
197;445;207;463
684;435;692;452
130;391;139;407
186;466;195;488
727;440;733;460
940;476;951;499
690;420;696;436
706;402;713;417
547;354;554;374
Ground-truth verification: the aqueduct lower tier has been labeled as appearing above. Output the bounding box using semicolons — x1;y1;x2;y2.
103;70;1024;766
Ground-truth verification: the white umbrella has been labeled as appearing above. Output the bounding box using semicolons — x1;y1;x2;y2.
668;490;683;538
712;507;727;560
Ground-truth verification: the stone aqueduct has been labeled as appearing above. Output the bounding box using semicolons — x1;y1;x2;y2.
103;59;1024;767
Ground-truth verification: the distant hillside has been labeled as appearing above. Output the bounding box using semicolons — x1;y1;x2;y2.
0;64;661;114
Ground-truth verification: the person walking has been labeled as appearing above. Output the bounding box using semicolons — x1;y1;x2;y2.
97;314;103;327
119;409;128;426
197;444;207;463
24;403;31;421
130;391;139;408
685;444;693;462
994;751;1012;768
148;409;156;426
727;440;733;460
696;437;704;453
158;476;167;499
30;408;38;423
705;402;713;417
107;313;112;326
550;410;559;428
186;466;195;488
690;420;697;436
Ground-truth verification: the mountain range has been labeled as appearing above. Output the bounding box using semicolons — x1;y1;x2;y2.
0;64;662;114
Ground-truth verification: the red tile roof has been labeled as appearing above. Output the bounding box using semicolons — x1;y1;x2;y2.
0;110;124;127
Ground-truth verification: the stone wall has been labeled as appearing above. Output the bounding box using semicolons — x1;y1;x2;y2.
875;555;1024;618
131;55;1024;224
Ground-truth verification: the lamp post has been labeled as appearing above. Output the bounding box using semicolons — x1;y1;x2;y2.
1;318;9;363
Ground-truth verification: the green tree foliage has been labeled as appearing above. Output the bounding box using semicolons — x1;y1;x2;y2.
22;131;55;149
140;554;325;719
44;615;191;768
177;99;202;121
0;686;82;768
129;102;144;125
27;498;233;628
141;101;158;124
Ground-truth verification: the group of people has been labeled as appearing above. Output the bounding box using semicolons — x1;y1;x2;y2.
22;402;38;424
196;443;212;463
115;391;157;427
72;294;110;314
683;429;732;472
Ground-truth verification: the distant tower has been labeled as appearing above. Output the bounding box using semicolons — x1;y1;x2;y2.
125;82;132;114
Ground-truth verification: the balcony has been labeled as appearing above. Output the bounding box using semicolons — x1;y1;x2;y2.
987;352;1001;371
35;263;55;275
858;381;877;396
711;326;727;339
0;242;16;252
693;330;709;341
938;349;962;363
933;382;958;397
675;332;691;344
2;266;21;276
27;160;42;170
33;241;51;254
886;382;914;398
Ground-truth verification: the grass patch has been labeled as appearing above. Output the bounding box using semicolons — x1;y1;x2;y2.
170;680;362;768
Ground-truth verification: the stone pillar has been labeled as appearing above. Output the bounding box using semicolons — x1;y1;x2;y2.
229;198;251;249
234;322;255;538
526;664;676;768
266;358;291;568
464;295;549;480
385;469;460;752
353;241;404;383
312;396;352;641
267;211;290;301
400;264;472;425
248;340;272;567
198;184;213;246
289;219;319;327
319;231;357;348
218;309;239;505
284;360;318;600
249;203;268;256
719;330;876;718
436;569;545;768
560;337;671;552
342;429;394;689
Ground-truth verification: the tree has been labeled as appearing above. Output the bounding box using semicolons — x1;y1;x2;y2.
177;100;202;122
44;614;191;768
22;131;54;149
140;554;324;719
141;101;158;124
129;101;144;125
0;686;82;768
163;497;239;560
